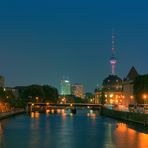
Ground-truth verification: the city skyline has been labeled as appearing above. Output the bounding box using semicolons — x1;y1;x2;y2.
0;0;148;92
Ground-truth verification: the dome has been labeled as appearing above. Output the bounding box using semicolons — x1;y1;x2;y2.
102;75;122;91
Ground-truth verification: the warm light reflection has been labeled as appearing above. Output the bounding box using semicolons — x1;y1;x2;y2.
35;112;40;118
87;113;96;118
61;113;66;116
31;112;40;118
138;133;148;148
61;109;65;113
46;109;50;114
61;109;67;120
61;109;66;118
116;123;128;133
57;109;61;114
87;109;96;119
31;112;35;118
51;109;55;114
115;123;148;147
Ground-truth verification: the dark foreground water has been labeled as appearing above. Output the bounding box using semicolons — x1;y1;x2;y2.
0;109;148;148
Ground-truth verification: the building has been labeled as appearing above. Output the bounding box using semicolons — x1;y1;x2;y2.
60;79;71;95
71;84;84;99
102;75;123;104
0;76;5;87
122;66;139;106
94;88;100;104
95;31;123;105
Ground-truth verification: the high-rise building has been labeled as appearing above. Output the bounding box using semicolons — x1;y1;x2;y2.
60;79;71;95
71;84;84;99
0;76;5;87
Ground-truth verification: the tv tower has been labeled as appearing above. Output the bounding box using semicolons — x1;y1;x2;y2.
110;31;117;75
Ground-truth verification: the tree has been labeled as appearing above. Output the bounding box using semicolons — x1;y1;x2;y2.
99;91;106;105
0;87;16;109
133;74;148;104
42;85;59;103
20;84;59;105
22;85;45;103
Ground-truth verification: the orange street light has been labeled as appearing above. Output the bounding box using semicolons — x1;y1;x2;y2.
142;94;147;104
143;94;147;99
130;96;134;99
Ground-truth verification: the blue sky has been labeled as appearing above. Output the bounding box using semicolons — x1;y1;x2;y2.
0;0;148;92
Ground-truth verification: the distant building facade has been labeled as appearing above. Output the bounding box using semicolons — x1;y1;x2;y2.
60;79;71;95
94;88;100;104
122;66;139;106
71;84;84;99
0;76;5;87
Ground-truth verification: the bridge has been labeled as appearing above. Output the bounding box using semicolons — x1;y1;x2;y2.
27;102;102;112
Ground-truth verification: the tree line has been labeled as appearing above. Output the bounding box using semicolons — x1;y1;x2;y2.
0;85;59;109
133;74;148;104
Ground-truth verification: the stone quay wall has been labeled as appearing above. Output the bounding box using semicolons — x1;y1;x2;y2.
0;109;25;120
101;107;148;126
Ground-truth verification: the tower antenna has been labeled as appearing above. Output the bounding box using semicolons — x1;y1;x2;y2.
112;29;115;53
110;30;117;75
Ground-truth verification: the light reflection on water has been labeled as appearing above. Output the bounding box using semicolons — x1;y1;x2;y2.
0;109;147;148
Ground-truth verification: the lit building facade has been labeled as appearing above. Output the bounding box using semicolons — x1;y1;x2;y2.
71;84;84;99
94;88;100;104
102;75;123;104
60;79;71;95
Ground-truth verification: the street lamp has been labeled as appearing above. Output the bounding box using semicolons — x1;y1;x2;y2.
130;95;134;104
142;94;147;104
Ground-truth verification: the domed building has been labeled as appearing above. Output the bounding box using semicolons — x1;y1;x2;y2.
102;75;123;104
102;75;122;91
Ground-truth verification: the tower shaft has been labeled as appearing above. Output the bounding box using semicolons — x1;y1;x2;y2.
110;30;117;75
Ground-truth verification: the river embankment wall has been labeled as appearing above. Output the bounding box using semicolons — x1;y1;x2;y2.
0;109;25;120
101;107;148;126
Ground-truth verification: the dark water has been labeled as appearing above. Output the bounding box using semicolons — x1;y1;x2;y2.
0;109;148;148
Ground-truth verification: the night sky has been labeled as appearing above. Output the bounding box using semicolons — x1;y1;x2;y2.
0;0;148;92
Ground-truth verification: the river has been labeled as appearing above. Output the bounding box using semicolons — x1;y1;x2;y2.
0;109;148;148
